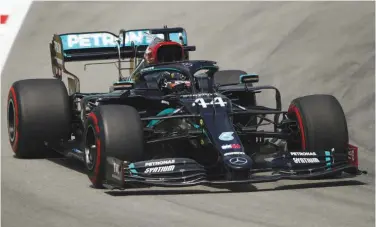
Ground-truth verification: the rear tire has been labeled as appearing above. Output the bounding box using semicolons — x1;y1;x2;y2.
287;94;349;154
83;105;144;188
7;79;71;158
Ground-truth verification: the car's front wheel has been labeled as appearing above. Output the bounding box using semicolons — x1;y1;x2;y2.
287;94;349;155
83;105;144;188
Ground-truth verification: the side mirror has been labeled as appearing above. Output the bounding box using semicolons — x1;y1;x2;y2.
183;45;196;52
240;74;259;84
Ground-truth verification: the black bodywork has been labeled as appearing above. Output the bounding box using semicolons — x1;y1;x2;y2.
47;26;363;189
56;60;362;189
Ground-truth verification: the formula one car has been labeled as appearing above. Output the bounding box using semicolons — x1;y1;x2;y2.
6;26;365;190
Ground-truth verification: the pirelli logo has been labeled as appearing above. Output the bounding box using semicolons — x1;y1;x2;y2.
290;152;320;164
290;152;317;156
293;158;320;164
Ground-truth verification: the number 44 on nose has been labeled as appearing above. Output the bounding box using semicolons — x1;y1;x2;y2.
192;97;227;108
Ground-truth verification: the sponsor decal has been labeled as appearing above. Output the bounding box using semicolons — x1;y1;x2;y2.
112;161;122;180
229;157;248;165
290;152;317;156
192;97;227;108
180;93;215;98
221;144;241;150
293;158;320;164
145;160;175;167
144;165;175;174
61;31;186;50
64;32;154;49
64;33;119;48
348;150;355;162
182;62;193;67
53;41;62;54
113;162;120;174
224;151;246;156
218;132;234;141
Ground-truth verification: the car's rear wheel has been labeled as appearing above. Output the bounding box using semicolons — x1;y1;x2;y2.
7;79;71;158
83;105;144;188
287;94;349;155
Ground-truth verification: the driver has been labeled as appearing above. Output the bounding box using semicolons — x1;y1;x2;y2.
157;71;191;94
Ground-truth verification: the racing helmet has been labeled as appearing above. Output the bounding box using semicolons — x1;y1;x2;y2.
144;36;185;64
158;71;191;94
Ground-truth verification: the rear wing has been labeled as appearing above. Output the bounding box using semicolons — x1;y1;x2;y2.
50;26;195;94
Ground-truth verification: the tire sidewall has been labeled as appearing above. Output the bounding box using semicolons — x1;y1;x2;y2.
7;86;21;154
287;95;349;153
83;105;144;188
287;103;307;151
84;112;106;188
7;79;71;158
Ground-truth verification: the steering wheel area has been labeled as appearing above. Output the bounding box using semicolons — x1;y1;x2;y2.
157;71;192;94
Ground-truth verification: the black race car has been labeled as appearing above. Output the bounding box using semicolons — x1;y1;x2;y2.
6;26;365;190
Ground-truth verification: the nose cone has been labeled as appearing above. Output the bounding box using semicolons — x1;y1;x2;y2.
223;154;253;170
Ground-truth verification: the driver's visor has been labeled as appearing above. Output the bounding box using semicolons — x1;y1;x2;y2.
166;80;191;89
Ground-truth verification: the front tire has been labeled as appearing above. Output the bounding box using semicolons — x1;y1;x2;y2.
287;94;349;154
83;105;144;188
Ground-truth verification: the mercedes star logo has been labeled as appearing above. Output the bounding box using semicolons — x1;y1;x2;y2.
229;157;248;165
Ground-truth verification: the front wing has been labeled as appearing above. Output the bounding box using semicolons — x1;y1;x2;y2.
103;144;365;189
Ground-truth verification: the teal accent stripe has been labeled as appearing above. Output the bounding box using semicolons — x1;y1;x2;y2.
325;151;332;169
147;108;176;128
128;163;138;174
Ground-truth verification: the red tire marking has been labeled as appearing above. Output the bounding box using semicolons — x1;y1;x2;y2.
8;87;19;153
87;112;101;185
288;105;306;151
348;143;359;167
0;15;9;25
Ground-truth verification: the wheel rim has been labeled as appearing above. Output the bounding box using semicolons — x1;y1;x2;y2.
8;99;16;142
84;125;97;171
287;105;305;151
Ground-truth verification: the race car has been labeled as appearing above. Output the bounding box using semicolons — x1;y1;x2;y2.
6;26;365;190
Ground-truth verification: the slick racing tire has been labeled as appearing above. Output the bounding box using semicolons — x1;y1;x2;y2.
83;105;144;188
287;94;349;154
7;79;71;158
